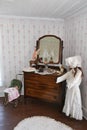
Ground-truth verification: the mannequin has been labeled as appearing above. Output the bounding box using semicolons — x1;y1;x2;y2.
56;56;83;120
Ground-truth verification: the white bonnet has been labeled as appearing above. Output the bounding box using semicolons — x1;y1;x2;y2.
65;56;82;68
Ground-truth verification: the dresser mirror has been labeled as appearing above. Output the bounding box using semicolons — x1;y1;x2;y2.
36;35;63;65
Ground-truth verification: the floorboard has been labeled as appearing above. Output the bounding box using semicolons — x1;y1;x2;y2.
0;97;87;130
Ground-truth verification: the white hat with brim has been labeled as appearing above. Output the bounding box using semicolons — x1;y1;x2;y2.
65;56;82;68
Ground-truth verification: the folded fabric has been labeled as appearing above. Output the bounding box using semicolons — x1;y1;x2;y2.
4;86;20;102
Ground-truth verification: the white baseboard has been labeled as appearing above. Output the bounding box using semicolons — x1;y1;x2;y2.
83;106;87;120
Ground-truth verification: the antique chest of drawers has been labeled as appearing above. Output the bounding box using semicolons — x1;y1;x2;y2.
23;71;65;107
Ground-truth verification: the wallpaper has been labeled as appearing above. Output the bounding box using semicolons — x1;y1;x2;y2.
65;14;87;119
0;17;65;89
0;14;87;119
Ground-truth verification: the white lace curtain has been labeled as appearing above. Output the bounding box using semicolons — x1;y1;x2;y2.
0;31;3;87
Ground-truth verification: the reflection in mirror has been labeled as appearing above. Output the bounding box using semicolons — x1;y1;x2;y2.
37;35;63;64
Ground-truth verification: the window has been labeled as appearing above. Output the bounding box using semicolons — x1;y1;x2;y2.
0;31;3;87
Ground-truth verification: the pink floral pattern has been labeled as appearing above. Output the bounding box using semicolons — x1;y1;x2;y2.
0;17;64;87
0;15;87;118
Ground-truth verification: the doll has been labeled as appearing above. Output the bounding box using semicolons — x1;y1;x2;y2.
32;47;40;61
56;56;83;120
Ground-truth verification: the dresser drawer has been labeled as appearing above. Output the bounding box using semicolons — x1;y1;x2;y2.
25;88;62;102
24;73;62;89
24;72;65;104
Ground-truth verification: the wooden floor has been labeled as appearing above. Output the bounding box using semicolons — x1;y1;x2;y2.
0;96;87;130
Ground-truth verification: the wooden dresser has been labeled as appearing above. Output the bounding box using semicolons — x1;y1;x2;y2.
24;35;65;108
23;71;65;108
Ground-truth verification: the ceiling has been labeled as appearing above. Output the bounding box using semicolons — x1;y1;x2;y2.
0;0;87;19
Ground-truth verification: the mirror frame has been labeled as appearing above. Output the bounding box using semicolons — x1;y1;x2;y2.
36;35;63;65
